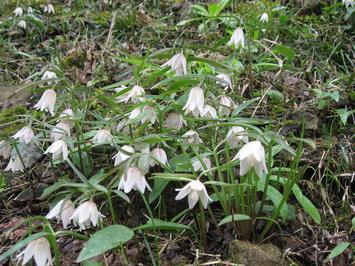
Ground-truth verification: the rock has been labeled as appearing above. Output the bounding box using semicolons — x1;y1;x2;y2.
228;240;286;266
291;111;319;130
0;85;31;110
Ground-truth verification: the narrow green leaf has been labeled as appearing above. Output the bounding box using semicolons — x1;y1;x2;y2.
326;242;350;261
134;219;191;232
218;214;251;226
231;97;260;117
77;225;134;262
292;185;321;224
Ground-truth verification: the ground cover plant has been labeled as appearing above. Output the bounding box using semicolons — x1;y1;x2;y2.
0;0;354;265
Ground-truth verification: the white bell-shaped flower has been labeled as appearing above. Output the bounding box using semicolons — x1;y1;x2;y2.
41;71;58;84
162;53;187;76
34;89;57;116
27;7;34;15
12;126;34;144
343;0;354;8
165;112;185;131
5;154;24;172
113;145;135;166
46;198;74;229
192;157;212;172
227;27;245;49
233;140;268;177
0;141;11;159
216;73;232;90
18;20;26;29
219;95;235;117
227;126;249;148
183;87;204;117
115;85;128;102
182;130;203;145
16;237;52;266
59;108;74;121
118;85;145;103
201;105;217;119
50;122;71;141
260;13;269;23
44;140;69;161
70;201;105;230
141;106;157;124
14;7;23;17
150;147;168;166
92;129;113;145
128;107;142;121
175;180;212;209
118;167;152;194
44;4;55;14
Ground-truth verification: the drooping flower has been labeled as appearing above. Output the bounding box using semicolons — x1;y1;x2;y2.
118;167;152;194
70;201;105;230
92;129;113;145
118;85;145;103
14;7;24;17
227;27;245;49
18;20;26;29
0;141;11;159
260;13;269;23
165;112;185;131
343;0;354;8
182;130;203;145
113;145;135;166
216;74;232;90
175;180;212;209
227;126;249;148
16;237;52;266
59;108;74;121
12;126;34;144
128;107;142;121
27;7;34;15
219;95;235;117
34;89;57;116
50;122;71;141
150;147;168;166
192;157;212;172
44;140;69;161
233;140;267;177
44;4;55;14
5;154;24;172
140;106;158;124
162;53;187;76
201;105;217;119
41;71;58;84
46;198;74;229
183;87;204;117
115;85;128;102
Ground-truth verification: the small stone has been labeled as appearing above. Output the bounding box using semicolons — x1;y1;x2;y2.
229;240;287;266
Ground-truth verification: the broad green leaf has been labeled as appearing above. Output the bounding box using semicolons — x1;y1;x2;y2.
134;219;191;232
77;225;134;262
113;190;130;203
191;5;209;17
0;232;48;262
218;214;251;226
292;185;321;224
149;179;169;203
40;177;69;199
326;242;350;261
336;108;355;126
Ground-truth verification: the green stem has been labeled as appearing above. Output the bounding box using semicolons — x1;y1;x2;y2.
199;201;208;252
107;190;117;224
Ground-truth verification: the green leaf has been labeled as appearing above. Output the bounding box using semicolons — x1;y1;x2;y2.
336;108;355;126
191;5;209;17
149;179;169;203
292;185;321;224
113;190;130;203
218;214;251;226
273;45;295;61
0;232;48;262
134;219;191;232
77;225;134;262
326;242;350;261
231;97;260;117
